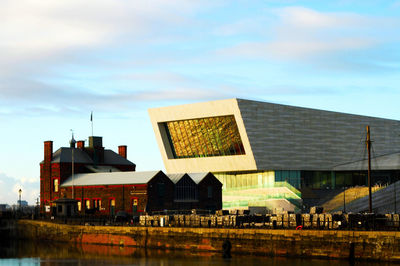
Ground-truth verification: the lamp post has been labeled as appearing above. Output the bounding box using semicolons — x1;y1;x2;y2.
18;189;22;213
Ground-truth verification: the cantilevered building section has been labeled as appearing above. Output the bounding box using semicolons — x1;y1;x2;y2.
148;98;400;212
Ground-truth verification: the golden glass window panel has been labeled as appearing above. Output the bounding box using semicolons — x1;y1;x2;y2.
163;115;245;158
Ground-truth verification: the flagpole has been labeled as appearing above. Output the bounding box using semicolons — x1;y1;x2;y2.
70;130;75;199
91;111;93;137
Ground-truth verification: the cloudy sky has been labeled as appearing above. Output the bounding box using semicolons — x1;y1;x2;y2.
1;0;399;205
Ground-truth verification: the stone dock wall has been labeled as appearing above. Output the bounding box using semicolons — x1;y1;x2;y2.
16;220;400;262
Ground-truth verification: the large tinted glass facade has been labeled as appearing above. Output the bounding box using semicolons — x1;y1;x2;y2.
163;115;245;158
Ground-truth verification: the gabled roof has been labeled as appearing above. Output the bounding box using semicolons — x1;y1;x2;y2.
332;152;400;171
167;173;186;184
167;172;221;185
61;171;161;187
188;172;210;184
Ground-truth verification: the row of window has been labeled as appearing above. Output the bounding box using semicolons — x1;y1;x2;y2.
163;115;245;158
74;198;138;212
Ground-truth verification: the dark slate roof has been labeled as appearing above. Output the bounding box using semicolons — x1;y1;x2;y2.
103;149;135;166
40;147;135;167
332;152;400;171
61;171;161;187
51;148;93;164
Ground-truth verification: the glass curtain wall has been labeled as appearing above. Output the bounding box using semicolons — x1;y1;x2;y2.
163;115;245;159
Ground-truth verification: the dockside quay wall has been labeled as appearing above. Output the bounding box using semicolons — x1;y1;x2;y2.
17;220;400;262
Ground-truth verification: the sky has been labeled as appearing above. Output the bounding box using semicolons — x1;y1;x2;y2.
1;0;399;205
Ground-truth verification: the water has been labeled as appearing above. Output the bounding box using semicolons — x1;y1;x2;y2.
0;240;394;266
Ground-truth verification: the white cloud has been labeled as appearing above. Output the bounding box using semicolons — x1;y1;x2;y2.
220;38;376;61
276;6;368;29
0;0;216;110
0;0;206;62
135;87;228;101
217;6;399;62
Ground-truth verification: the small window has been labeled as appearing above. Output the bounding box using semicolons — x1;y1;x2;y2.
77;201;81;211
207;186;213;198
85;199;90;209
54;179;59;192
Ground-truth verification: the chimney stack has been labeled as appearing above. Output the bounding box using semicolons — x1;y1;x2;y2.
44;141;53;162
118;145;127;159
89;136;103;148
77;140;85;149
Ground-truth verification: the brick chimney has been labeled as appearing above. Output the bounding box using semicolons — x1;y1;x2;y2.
77;140;85;149
118;145;127;159
44;141;53;162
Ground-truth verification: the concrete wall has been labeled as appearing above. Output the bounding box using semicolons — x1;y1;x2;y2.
17;220;400;262
148;99;258;173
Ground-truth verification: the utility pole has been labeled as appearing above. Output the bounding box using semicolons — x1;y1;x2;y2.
366;125;372;213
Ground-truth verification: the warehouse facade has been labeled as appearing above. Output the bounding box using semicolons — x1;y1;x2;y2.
148;98;400;211
59;171;222;215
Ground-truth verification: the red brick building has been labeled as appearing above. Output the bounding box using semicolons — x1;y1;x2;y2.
60;171;174;215
40;136;136;214
40;136;222;216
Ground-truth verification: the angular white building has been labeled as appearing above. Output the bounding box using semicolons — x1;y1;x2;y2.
148;98;400;212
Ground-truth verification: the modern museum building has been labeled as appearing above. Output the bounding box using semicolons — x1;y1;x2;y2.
148;98;400;212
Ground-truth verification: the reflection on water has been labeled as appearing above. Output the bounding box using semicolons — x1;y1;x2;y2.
0;239;394;266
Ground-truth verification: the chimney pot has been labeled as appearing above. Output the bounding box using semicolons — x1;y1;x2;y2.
118;145;127;159
77;140;85;149
89;136;103;148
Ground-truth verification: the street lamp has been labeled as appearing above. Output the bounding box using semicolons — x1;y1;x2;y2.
18;189;22;211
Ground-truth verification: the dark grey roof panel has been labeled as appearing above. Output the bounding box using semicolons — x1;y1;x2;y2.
51;148;93;164
103;150;135;166
237;99;400;171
